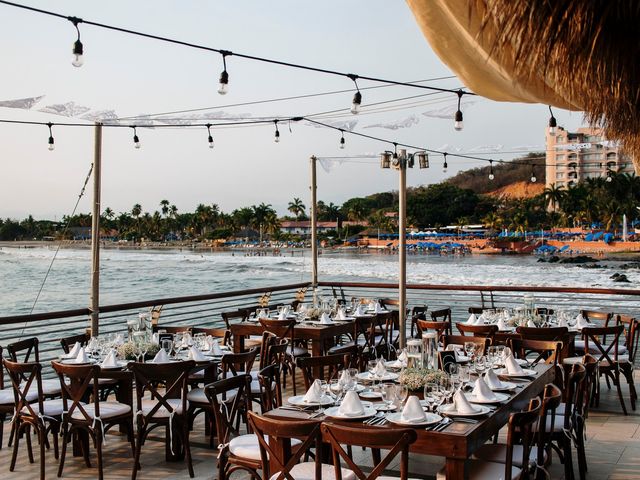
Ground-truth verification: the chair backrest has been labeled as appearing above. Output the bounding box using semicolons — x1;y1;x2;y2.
7;337;40;363
371;311;393;348
221;309;249;329
468;306;484;315
582;324;624;366
328;344;363;370
430;308;452;333
580;310;613;325
220;348;258;378
259;318;296;348
576;354;597;419
515;326;569;342
3;359;45;420
442;335;490;355
59;333;90;354
248;411;323;480
508;338;563;367
258;331;278;370
416;319;449;342
321;422;418;480
535;383;562;468
191;327;230;346
257;364;282;410
130;360;195;420
503;397;542;480
51;361;101;424
410;305;428;338
561;362;587;424
617;314;640;362
455;322;498;341
205;374;252;446
296;354;347;390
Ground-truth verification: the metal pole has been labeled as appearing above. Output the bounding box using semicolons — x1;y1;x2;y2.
398;150;407;348
89;123;102;337
310;156;318;287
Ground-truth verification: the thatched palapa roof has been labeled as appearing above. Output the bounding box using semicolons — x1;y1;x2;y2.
407;0;640;168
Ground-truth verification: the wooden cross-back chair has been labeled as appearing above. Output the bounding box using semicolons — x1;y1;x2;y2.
257;363;282;411
259;318;308;395
205;374;258;480
617;314;639;410
191;326;231;346
416;319;449;344
220;348;258;378
296;353;349;390
508;338;563;368
410;305;428;338
59;333;90;354
322;422;417;480
0;346;15;450
129;360;195;479
3;359;61;480
430;308;452;335
52;361;135;480
442;335;490;356
249;411;334;480
456;322;498;342
7;337;64;400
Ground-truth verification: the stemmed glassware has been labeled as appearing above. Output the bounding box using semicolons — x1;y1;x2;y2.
381;383;396;410
464;341;476;360
423;382;438;412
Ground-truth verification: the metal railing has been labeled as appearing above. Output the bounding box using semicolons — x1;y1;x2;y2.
1;281;638;377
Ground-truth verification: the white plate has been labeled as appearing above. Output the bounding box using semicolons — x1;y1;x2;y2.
438;404;491;417
312;321;335;326
494;358;528;367
386;412;442;426
465;391;510;404
356;372;399;382
374;403;397;412
384;361;406;369
287;395;334;407
496;368;537;378
323;405;377;420
99;360;129;370
333;316;355;322
359;390;382;399
330;383;366;393
60;358;97;365
482;381;518;392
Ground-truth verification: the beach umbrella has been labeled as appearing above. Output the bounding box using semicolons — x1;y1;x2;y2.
406;1;640;168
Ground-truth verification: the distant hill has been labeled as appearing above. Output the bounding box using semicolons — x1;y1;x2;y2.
446;152;545;197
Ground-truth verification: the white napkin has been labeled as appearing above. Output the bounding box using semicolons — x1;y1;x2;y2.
114;334;125;345
373;303;384;313
527;319;536;328
338;369;350;387
152;349;171;364
453;389;479;414
466;313;477;325
505;354;525;375
575;314;591;329
497;317;508;331
73;347;89;364
282;305;291;316
401;395;427;422
302;379;323;403
472;376;497;401
151;333;159;345
100;349;118;368
355;305;366;316
319;312;333;324
501;347;512;361
475;314;486;325
557;316;568;328
188;346;207;361
278;310;286;320
484;369;506;390
336;308;347;320
373;359;387;378
210;339;224;356
338;390;364;416
67;341;81;358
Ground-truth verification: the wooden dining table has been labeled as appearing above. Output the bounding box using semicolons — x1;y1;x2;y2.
265;363;554;480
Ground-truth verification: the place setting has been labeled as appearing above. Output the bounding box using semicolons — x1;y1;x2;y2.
356;358;399;382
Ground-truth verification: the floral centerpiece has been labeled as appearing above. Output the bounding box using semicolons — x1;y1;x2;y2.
398;367;447;391
305;307;321;320
117;341;160;361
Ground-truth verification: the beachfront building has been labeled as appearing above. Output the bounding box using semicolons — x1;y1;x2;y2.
545;126;635;189
279;220;368;236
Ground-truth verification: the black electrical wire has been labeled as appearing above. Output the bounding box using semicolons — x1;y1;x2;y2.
0;0;473;97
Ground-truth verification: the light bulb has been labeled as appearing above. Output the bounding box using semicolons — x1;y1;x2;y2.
489;173;494;180
351;91;362;114
454;110;463;131
48;137;55;151
208;135;214;149
218;70;229;95
548;107;557;136
339;136;345;149
548;125;556;135
443;163;448;173
606;175;612;182
72;40;84;67
274;131;280;143
133;135;141;149
531;175;537;183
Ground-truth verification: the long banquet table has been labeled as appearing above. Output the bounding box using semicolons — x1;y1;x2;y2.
265;363;554;480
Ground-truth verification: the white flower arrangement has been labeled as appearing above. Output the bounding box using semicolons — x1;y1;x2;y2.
398;367;446;391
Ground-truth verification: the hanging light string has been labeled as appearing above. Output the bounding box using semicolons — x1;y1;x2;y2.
218;51;230;95
0;0;473;102
69;16;84;67
0;116;566;169
47;122;55;151
206;123;214;148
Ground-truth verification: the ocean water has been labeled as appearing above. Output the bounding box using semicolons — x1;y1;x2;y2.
0;246;638;317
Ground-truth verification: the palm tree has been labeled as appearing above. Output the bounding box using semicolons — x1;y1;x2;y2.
131;204;142;239
543;184;565;215
287;197;306;219
159;199;170;217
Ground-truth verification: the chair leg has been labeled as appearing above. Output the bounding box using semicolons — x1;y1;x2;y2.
52;423;60;460
562;436;575;480
132;425;145;480
614;370;628;415
25;424;34;464
0;414;4;450
39;426;46;480
575;419;588;480
58;426;68;478
10;422;21;472
96;433;104;480
183;420;194;478
126;420;136;458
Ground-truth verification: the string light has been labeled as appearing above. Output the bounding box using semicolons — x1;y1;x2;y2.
67;16;84;67
217;50;230;95
47;122;54;151
206;123;214;149
530;165;537;183
488;159;494;180
273;120;280;143
443;152;448;173
548;106;557;136
131;126;141;149
339;129;345;149
348;75;362;114
454;90;464;131
391;143;400;167
606;170;613;182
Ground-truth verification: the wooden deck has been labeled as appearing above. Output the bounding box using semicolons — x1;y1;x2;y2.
1;372;638;479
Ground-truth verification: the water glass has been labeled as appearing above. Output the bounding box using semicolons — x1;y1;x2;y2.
396;384;409;405
464;341;476;359
381;383;396;408
475;355;487;375
423;382;438;411
459;365;471;384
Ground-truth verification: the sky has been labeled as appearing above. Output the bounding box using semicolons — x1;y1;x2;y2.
0;0;587;220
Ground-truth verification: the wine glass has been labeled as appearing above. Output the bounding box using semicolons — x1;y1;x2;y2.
475;355;487;376
423;382;438;412
381;383;396;410
347;368;359;390
396;384;409;406
318;380;329;413
464;341;476;360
